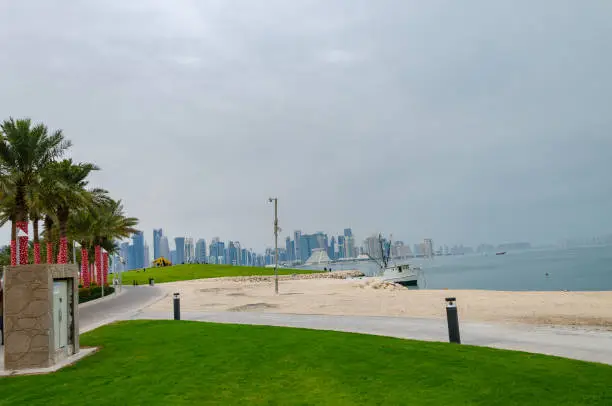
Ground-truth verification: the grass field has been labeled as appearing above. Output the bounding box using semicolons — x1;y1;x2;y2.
1;320;611;405
118;263;317;284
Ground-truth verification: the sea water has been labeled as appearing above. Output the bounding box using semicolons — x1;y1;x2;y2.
321;245;612;291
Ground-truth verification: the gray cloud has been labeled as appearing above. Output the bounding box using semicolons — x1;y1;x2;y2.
0;0;611;250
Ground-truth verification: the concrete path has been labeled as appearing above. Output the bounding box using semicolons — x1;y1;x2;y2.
79;285;167;333
130;310;612;365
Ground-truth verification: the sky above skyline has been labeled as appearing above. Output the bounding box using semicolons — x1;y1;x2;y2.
1;1;611;251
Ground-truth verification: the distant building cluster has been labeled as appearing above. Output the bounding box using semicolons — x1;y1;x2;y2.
112;225;537;271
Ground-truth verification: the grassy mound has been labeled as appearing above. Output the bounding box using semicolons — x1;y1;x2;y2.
1;320;611;405
117;263;317;284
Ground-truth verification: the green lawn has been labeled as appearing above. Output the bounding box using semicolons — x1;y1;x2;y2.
118;263;317;284
1;321;611;405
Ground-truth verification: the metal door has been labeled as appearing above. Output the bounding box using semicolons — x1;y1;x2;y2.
53;280;69;349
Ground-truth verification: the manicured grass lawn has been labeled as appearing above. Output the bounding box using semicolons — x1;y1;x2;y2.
1;321;611;405
118;263;317;284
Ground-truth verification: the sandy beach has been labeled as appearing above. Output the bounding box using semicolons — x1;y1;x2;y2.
147;271;612;329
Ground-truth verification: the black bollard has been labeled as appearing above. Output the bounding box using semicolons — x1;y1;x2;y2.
133;280;136;286
173;292;181;320
445;297;461;344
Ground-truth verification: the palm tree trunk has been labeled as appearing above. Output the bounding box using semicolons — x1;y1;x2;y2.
44;215;54;264
103;251;109;285
56;209;69;264
15;183;29;265
81;247;90;288
32;216;41;264
95;245;102;286
10;216;16;266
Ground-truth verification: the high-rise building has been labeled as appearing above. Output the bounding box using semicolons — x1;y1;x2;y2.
344;228;353;238
294;230;302;263
170;250;177;265
345;235;356;258
195;239;207;263
423;238;434;258
144;243;150;267
285;237;293;262
184;237;194;263
153;229;163;260
228;241;240;265
130;231;145;269
174;237;185;264
159;236;170;260
209;238;225;264
364;235;381;260
119;242;130;271
328;236;336;260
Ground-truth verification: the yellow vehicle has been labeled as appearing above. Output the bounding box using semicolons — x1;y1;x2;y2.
152;257;172;267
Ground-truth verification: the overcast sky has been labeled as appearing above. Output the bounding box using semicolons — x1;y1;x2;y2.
1;1;611;251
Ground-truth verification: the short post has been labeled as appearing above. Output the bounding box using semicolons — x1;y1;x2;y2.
445;297;461;344
133;280;136;286
149;277;154;286
173;292;181;320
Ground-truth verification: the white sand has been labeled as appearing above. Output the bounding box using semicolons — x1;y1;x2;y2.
148;272;612;328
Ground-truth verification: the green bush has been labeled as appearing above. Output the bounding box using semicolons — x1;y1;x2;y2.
79;285;115;303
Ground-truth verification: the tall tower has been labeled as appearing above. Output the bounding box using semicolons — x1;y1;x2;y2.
174;237;185;264
153;229;163;260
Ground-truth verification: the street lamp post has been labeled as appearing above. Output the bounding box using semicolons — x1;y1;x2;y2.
268;197;279;294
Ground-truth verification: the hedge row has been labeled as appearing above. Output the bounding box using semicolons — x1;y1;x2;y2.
78;285;115;304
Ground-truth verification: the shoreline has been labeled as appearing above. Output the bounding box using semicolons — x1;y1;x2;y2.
145;273;612;329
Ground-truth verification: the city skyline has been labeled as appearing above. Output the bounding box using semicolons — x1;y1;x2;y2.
116;224;561;271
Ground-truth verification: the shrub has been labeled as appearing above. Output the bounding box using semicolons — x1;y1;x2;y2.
79;285;115;303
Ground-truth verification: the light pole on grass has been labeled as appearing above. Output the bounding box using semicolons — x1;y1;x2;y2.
268;197;279;294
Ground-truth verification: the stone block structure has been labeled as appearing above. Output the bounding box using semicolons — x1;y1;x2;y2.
2;264;79;371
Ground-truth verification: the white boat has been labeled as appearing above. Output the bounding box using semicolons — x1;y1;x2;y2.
381;264;419;286
368;233;421;287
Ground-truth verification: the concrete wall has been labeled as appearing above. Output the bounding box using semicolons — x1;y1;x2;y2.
2;264;79;371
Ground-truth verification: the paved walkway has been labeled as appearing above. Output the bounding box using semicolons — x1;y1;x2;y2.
79;285;167;333
130;310;612;365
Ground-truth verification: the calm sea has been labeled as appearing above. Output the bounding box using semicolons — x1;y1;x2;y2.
315;245;612;291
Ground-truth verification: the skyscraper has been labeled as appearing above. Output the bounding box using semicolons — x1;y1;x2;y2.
131;231;145;269
337;236;345;259
294;230;302;263
153;228;163;260
184;237;194;263
285;237;293;262
144;243;150;267
170;250;177;265
345;235;356;258
120;242;130;271
159;236;170;260
423;238;434;258
328;236;336;260
344;228;353;238
228;241;239;265
175;237;185;264
195;239;207;263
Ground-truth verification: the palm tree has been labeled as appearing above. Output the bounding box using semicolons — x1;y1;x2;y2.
44;159;100;264
68;208;95;286
69;198;138;287
0;118;71;265
89;199;138;285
